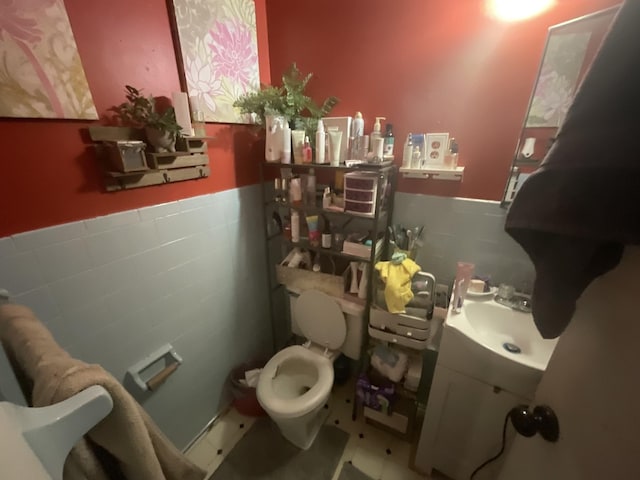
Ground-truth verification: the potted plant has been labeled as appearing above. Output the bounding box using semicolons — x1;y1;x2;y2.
234;63;338;143
111;85;182;153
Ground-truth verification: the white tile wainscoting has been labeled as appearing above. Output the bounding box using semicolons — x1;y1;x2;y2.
0;185;272;448
393;193;534;291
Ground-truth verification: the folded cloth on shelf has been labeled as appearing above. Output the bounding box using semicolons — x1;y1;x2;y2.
375;258;421;314
372;344;399;368
505;1;640;339
371;348;408;383
0;304;206;480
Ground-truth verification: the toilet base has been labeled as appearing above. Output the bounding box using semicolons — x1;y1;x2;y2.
273;400;330;450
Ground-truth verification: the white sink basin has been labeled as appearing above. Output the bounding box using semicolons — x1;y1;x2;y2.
462;300;557;371
438;297;558;398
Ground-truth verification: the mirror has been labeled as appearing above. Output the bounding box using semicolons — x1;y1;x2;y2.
502;6;620;204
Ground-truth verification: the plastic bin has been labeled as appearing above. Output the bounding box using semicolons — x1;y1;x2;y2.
229;361;267;417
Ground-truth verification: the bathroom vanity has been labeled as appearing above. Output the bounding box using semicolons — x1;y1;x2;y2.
415;297;558;480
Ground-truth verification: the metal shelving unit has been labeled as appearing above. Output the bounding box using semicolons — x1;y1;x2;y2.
259;161;397;418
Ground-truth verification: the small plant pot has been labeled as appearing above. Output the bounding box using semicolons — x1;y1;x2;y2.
145;127;176;153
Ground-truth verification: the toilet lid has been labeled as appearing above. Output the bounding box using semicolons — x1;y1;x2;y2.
294;290;346;350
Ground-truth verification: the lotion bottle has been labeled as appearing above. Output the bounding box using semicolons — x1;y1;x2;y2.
369;117;386;153
315;120;326;164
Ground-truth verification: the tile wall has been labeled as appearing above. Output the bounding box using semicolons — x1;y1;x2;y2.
0;185;272;448
393;193;535;291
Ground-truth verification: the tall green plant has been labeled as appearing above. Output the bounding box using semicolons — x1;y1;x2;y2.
234;63;338;135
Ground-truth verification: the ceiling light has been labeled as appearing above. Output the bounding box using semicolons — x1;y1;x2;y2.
486;0;556;22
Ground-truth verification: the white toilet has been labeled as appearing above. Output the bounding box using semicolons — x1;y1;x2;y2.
257;289;352;450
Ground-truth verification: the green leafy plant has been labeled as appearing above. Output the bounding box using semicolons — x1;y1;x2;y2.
234;63;338;136
110;85;182;136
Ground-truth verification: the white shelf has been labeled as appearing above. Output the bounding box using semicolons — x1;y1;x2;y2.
399;166;464;181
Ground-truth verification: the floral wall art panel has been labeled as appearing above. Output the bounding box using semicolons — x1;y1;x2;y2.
0;0;97;119
526;33;591;128
172;0;260;123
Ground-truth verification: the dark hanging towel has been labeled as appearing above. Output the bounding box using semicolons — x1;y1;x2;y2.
505;0;640;339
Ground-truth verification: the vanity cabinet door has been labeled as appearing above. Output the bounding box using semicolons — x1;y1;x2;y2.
416;365;528;480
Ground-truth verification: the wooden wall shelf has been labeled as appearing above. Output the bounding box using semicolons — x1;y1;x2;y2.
399;166;464;181
104;166;210;191
88;126;211;192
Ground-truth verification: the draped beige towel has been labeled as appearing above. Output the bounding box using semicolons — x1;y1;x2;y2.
0;303;206;480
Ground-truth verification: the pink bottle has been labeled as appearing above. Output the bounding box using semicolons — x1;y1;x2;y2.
302;136;312;164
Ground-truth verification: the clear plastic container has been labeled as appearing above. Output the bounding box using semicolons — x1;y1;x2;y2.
345;200;375;216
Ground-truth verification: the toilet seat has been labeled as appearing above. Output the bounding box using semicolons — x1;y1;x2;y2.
257;345;333;419
294;290;346;350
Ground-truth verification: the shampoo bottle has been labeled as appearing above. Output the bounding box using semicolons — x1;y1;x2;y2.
402;133;413;168
369;117;386;153
315;120;326;164
383;123;394;156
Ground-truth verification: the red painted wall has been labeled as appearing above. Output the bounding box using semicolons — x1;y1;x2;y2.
0;0;270;237
265;0;619;200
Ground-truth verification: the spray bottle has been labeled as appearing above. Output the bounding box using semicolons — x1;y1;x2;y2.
353;112;364;137
369;117;386;153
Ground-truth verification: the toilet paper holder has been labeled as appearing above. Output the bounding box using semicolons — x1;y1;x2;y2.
127;344;183;392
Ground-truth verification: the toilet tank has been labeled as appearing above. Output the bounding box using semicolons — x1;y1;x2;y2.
287;289;364;360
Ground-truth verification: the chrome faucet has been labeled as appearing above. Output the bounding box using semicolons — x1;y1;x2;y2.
494;284;532;314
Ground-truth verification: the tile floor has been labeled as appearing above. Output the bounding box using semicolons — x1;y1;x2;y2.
185;381;449;480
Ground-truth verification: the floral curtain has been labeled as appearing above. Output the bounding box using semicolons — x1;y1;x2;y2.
172;0;260;123
0;0;97;119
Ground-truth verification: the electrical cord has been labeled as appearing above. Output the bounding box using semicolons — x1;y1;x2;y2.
469;410;511;480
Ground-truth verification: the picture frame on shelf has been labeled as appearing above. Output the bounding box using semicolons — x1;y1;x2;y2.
425;133;450;166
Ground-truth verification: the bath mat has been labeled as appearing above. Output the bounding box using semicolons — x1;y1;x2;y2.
210;417;349;480
338;462;374;480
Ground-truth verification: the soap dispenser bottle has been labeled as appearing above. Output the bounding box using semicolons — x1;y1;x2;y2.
369;117;386;153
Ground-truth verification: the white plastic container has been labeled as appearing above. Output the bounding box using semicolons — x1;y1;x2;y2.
290;177;302;203
291;210;300;243
282;123;291;164
306;168;316;206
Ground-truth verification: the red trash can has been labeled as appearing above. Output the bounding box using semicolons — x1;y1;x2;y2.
229;360;267;417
